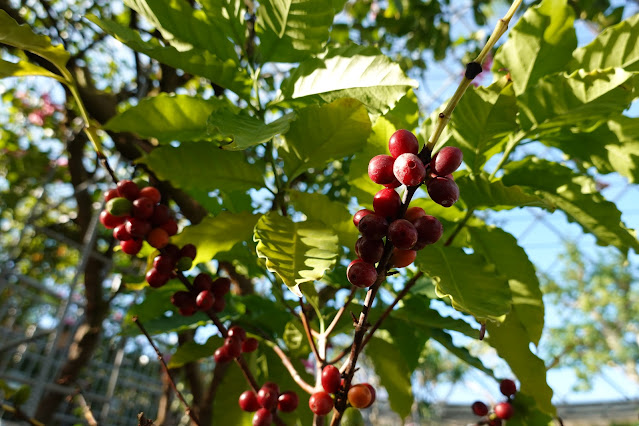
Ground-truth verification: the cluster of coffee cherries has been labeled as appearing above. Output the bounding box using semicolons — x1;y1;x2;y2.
347;130;463;288
471;379;517;425
238;381;299;425
213;325;259;363
308;365;376;416
99;179;178;255
170;272;232;317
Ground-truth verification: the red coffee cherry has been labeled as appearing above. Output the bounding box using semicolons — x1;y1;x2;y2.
196;290;215;311
309;391;333;415
404;206;426;223
104;188;119;202
277;391;299;412
321;365;341;394
384;176;402;188
224;336;242;359
353;209;373;227
214;345;233;363
133;196;155;219
151;204;172;226
242;338;259;353
358;214;389;240
117;179;140;200
100;210;125;229
347;259;377;288
430;146;463;176
393;153;426;186
153;255;175;274
368;155;396;184
193;273;213;292
147;228;169;249
500;379;517;397
388;129;419;158
388;219;418;250
355;237;384;264
494;402;514;420
471;401;489;416
160;219;179;236
347;384;372;409
139;186;161;204
252;408;273;426
170;291;192;308
412;215;443;249
120;239;143;255
113;223;132;241
212;277;232;298
146;268;169;288
390;248;417;268
239;390;260;412
125;217;152;239
362;383;376;408
179;244;197;260
427;176;459;207
373;188;401;218
228;326;247;341
257;384;279;410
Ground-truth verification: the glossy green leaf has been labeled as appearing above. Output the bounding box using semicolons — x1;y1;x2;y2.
280;98;371;180
211;353;253;425
0;10;70;72
507;392;554;426
104;94;228;142
348;116;396;207
0;59;66;83
391;296;478;339
278;45;418;114
228;294;292;338
140;142;265;193
208;111;295;150
539;116;639;183
172;211;260;266
124;0;238;62
571;13;639;72
441;78;518;172
88;15;252;99
289;191;359;248
256;0;334;63
415;245;512;321
366;337;413;419
383;88;420;130
493;0;577;95
502;157;639;254
168;336;221;369
198;0;246;46
467;226;544;345
456;172;551;211
379;318;430;371
430;329;495;377
487;313;555;416
254;212;339;296
518;68;637;133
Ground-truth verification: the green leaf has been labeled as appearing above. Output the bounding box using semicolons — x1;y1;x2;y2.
441;78;518;172
517;68;637;133
493;0;577;95
256;0;335;63
124;0;238;62
289;191;359;248
415;245;512;321
507;392;554;426
429;329;495;377
366;337;413;419
487;313;555;416
348;116;397;207
278;45;418;114
280;98;371;180
0;59;66;83
88;15;252;99
208;111;295;150
0;10;70;72
467;226;544;345
11;385;30;406
172;211;260;266
234;295;292;338
211;353;253;425
391;296;478;339
456;172;551;211
198;0;246;47
379;318;430;371
502;157;639;254
384;89;420;131
168;336;221;368
140;142;265;193
254;212;339;296
539;116;639;183
104;94;228;142
571;13;639;72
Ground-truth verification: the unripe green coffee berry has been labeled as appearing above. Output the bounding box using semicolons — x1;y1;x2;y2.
342;407;365;426
106;197;133;217
176;256;193;271
133;177;150;189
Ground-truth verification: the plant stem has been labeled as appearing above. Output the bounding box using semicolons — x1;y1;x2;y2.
264;341;316;394
488;130;526;180
444;208;475;247
324;287;357;337
132;316;201;426
299;297;323;364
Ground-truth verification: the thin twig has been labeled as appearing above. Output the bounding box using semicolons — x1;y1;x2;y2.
1;403;44;426
132;316;201;426
266;342;317;394
324;287;357;338
326;344;352;365
299;298;323;364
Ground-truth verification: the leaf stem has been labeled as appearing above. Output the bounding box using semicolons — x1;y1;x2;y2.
444;208;475;247
324;287;357;337
299;297;324;364
263;341;317;394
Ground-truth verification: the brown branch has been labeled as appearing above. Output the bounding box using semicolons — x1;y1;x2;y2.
132;316;201;426
324;287;357;338
299;298;323;364
268;343;316;394
326;344;352;365
199;359;231;425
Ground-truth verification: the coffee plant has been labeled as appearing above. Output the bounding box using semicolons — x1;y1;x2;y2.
2;0;638;424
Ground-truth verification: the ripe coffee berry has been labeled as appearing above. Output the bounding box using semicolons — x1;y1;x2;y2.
430;146;463;176
180;244;197;260
196;290;215;310
404;206;426;223
347;384;372;409
147;228;169;249
347;259;377;288
427;176;460;207
104;188;119;201
239;390;260;412
500;379;517;397
139;186;161;204
100;211;124;229
277;391;299;412
146;268;169;288
321;365;341;394
362;383;376;408
224;336;242;359
171;291;192;308
390;248;417;268
120;239;143;255
389;129;419;157
113;223;132;241
125;218;152;239
214;346;233;363
355;237;384;264
393;153;426;186
373;188;401;218
132;197;155;219
471;401;489;416
161;219;179;236
193;273;213;292
228;326;247;341
151;204;172;226
388;219;418;250
412;215;443;249
117;179;139;200
358;214;388;240
242;338;259;353
494;401;514;420
153;255;175;274
252;408;272;426
353;209;373;227
368;155;396;184
257;384;279;410
212;277;232;297
309;391;333;415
